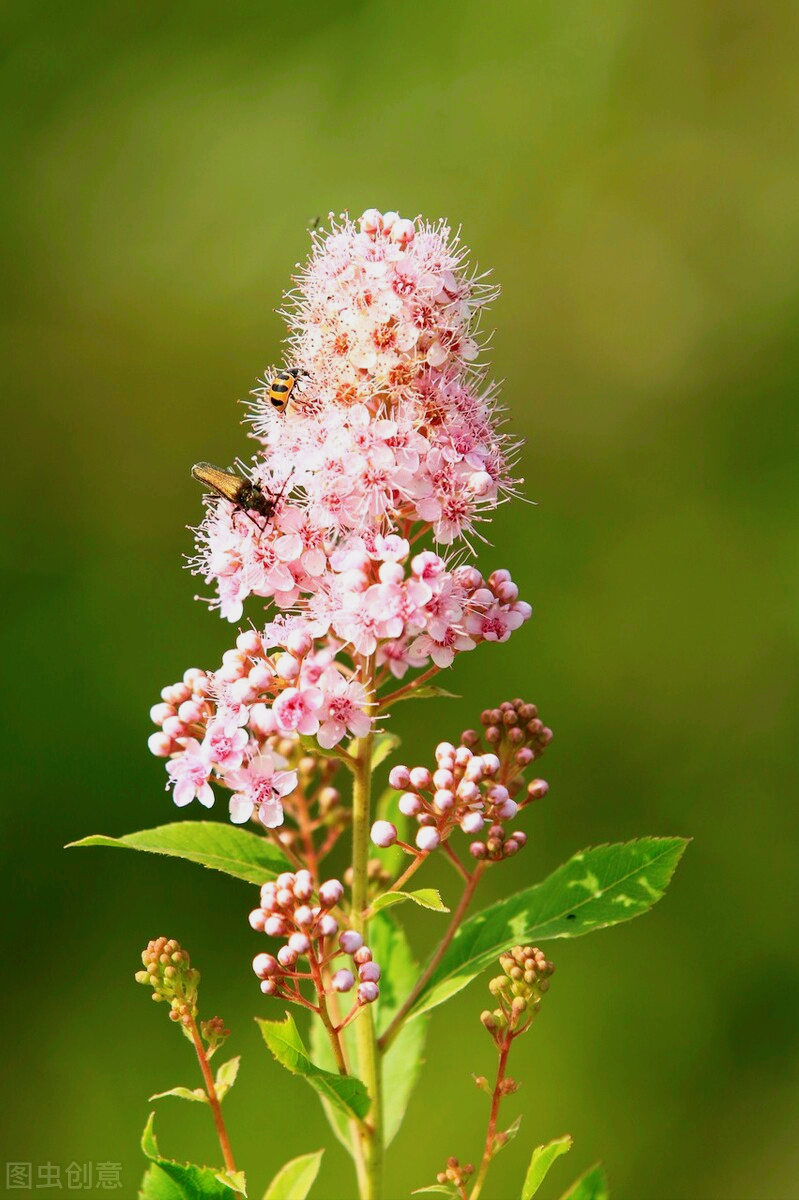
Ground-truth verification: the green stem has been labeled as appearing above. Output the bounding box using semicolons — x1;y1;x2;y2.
350;655;383;1200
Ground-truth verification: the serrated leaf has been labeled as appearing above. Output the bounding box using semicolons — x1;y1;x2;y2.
394;685;461;703
139;1114;246;1197
67;822;289;885
521;1135;573;1198
214;1057;240;1101
408;838;688;1018
262;1150;323;1200
149;1086;208;1104
371;732;401;770
310;914;427;1151
257;1013;370;1124
558;1165;609;1200
371;888;449;915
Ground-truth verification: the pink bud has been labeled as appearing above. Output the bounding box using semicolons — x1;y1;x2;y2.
468;471;493;496
409;767;432;790
512;830;528;847
248;664;274;691
432;768;454;790
513;601;533;621
318;914;339;937
496;581;518;603
399;792;423;816
222;649;247;672
319;879;344;908
162;716;184;738
391;218;416;245
455;746;473;767
149;702;174;726
288;932;310;955
332;969;355;992
178;700;203;723
358;961;381;983
487;785;509;804
353;946;373;965
253;953;279;979
378;561;405;585
481;754;501;776
527;779;549;800
229;677;256;703
293;870;315;901
236;630;262;655
358;981;380;1004
276;872;296;889
434;789;455;812
248;908;267;931
277;945;298;969
183;667;205;687
275;654;299;681
470;841;488;859
463;759;484;783
496;799;519;821
435;742;456;761
360;208;384;235
265;916;287;937
260;978;278;995
371;820;397;848
294;905;314;927
416;827;441;853
147;732;172;757
460;812;485;834
286;629;313;657
339;930;363;955
276;888;294;909
388;765;411;790
456;781;480;803
381;210;400;231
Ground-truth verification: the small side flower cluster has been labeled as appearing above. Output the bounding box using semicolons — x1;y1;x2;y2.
371;698;552;860
480;946;555;1041
135;937;230;1054
250;871;381;1009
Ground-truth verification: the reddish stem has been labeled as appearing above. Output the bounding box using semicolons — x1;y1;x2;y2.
186;1014;237;1175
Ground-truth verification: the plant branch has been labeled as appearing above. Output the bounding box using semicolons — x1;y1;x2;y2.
378;860;485;1053
186;1014;237;1175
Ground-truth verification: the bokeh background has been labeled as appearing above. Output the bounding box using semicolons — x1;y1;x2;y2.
2;1;798;1197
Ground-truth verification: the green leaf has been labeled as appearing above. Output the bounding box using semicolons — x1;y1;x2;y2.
214;1057;240;1101
521;1135;573;1198
149;1086;208;1104
371;888;449;914
67;822;289;885
411;1188;458;1196
257;1013;370;1124
310;914;428;1151
408;838;688;1018
498;1114;522;1153
262;1151;323;1200
371;731;401;770
298;734;354;768
139;1113;246;1197
558;1165;609;1200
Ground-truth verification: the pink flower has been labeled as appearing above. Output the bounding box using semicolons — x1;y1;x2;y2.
272;686;324;736
166;739;214;809
202;719;249;770
224;753;298;827
317;668;372;749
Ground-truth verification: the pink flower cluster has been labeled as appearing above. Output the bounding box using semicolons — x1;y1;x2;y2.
372;700;552;862
250;871;380;1008
150;209;533;831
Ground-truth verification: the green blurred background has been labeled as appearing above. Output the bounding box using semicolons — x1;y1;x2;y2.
2;0;797;1197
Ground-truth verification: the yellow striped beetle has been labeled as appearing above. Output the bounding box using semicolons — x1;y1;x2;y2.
268;367;305;413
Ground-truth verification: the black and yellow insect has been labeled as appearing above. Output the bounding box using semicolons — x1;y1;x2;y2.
191;462;284;521
268;367;305;413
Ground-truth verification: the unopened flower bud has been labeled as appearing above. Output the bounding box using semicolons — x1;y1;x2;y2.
248;908;267;931
358;961;381;983
253;953;279;979
148;732;172;757
339;931;363;956
358;981;380;1004
294;905;314;927
264;915;288;937
409;767;432;790
527;779;549;801
288;932;311;955
388;765;411;790
277;946;297;969
318;914;339;937
371;820;397;848
460;811;484;834
353;946;373;965
416;827;441;852
332;969;355;992
318;879;344;908
399;792;423;816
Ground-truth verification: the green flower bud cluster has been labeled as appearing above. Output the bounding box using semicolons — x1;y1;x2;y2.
480;945;554;1039
135;936;200;1023
435;1155;474;1195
